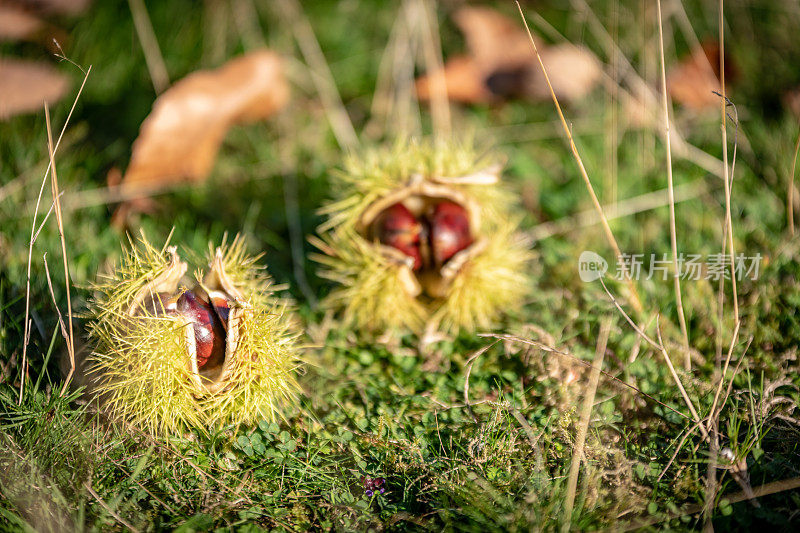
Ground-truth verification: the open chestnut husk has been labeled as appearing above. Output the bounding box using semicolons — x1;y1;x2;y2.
314;139;532;333
86;235;300;435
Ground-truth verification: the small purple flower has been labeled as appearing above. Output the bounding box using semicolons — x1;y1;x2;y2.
361;476;386;497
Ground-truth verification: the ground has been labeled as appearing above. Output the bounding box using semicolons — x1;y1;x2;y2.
2;0;800;531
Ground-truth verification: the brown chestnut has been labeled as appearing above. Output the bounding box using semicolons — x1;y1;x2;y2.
430;201;472;267
374;202;424;270
177;290;226;370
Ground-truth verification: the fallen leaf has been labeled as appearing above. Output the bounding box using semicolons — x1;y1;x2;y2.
0;4;44;42
667;41;737;111
416;6;602;105
415;55;492;104
453;6;533;71
15;0;91;16
0;57;69;119
530;44;603;102
113;49;290;224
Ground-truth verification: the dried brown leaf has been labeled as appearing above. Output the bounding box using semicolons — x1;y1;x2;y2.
114;49;289;222
453;6;533;70
0;4;44;41
531;44;602;102
667;42;736;111
416;6;601;105
14;0;91;16
415;55;491;104
0;57;69;119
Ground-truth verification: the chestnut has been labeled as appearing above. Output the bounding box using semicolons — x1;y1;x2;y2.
86;238;302;436
429;201;472;267
314;139;532;334
177;290;226;370
374;202;424;270
208;292;231;327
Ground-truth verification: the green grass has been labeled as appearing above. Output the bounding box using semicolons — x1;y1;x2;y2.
2;0;800;530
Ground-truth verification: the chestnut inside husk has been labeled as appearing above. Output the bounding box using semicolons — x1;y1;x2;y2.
130;247;247;393
359;179;488;299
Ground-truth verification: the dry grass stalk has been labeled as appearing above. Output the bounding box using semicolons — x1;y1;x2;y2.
655;319;708;441
570;0;725;180
44;105;76;394
789;132;800;235
657;420;704;482
515;1;644;317
367;1;422;138
231;0;267;50
562;318;611;532
416;0;451;139
705;3;740;519
41;254;69;355
127;0;170;94
656;0;690;368
528;181;707;242
718;0;738;322
597;278;709;441
19;66;90;404
708;321;742;422
274;0;358;150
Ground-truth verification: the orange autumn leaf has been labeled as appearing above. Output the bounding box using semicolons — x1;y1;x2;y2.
667;42;737;111
114;50;289;222
527;44;604;102
415;6;602;105
0;57;69;119
454;6;533;71
15;0;91;16
0;4;44;42
415;55;491;104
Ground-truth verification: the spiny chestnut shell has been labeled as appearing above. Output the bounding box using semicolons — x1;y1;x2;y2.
315;141;533;333
86;237;303;436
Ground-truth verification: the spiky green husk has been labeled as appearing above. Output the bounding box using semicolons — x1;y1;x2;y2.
89;315;204;435
316;138;532;334
205;235;277;306
85;234;301;436
200;300;301;427
432;221;532;332
319;138;513;232
313;228;427;332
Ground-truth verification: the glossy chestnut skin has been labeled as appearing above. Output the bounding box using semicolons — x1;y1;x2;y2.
429;201;472;267
209;295;230;326
177;290;226;370
374;202;424;270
